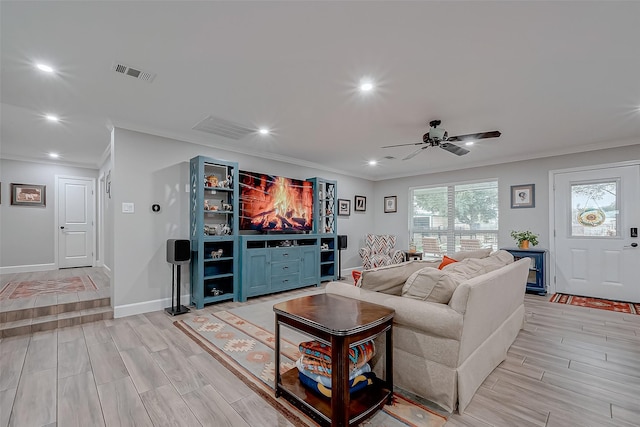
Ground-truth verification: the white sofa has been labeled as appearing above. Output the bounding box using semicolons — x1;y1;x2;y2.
325;249;529;413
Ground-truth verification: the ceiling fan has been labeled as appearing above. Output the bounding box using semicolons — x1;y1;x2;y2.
382;120;501;160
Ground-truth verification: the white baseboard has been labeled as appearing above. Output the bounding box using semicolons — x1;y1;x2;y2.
0;263;57;274
102;264;112;278
114;294;191;318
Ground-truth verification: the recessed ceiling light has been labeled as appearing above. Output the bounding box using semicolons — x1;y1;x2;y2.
465;141;475;146
258;128;270;135
360;81;374;92
368;160;378;166
49;152;59;158
36;63;55;73
45;114;59;122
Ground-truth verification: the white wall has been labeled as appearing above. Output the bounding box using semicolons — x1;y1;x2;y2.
0;159;98;272
372;144;640;251
111;128;373;315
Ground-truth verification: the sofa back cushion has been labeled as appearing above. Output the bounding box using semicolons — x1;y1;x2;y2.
359;260;440;295
451;247;492;261
402;267;467;303
402;250;515;303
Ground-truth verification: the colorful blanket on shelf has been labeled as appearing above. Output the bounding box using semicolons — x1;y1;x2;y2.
298;339;375;373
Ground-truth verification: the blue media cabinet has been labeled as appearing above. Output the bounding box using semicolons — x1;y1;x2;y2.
503;248;547;295
189;156;239;309
189;155;338;307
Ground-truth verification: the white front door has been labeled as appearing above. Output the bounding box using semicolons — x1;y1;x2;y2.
553;164;640;302
57;177;95;268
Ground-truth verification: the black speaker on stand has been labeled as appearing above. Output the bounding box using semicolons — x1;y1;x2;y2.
165;239;191;316
337;235;347;280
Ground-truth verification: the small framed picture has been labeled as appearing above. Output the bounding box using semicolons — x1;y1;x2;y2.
354;195;366;212
384;195;397;213
11;183;46;207
338;199;351;216
511;184;535;209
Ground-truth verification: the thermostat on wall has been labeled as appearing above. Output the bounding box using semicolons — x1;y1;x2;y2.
122;202;135;213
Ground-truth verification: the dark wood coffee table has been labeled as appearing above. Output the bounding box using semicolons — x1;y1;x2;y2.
273;293;394;427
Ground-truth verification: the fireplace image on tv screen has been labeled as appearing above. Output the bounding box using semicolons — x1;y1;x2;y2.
239;170;314;233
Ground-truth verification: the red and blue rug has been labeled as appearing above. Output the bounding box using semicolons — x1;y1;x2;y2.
549;293;640;315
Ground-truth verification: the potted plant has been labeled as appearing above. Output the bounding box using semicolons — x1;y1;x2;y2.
510;230;539;249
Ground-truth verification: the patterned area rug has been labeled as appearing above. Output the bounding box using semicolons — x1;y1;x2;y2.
0;276;98;300
175;309;447;427
550;293;640;314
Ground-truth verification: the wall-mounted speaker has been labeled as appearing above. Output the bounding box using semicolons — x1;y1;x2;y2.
338;235;348;250
167;239;190;264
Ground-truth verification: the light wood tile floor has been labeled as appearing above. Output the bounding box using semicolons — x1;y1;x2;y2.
1;279;639;426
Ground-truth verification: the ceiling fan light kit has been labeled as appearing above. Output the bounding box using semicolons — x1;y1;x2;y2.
382;119;501;160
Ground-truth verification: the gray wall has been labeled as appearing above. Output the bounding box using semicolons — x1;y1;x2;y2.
111;128;374;311
372;144;640;252
0;159;98;270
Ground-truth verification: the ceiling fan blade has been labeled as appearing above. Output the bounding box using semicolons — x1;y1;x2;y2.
447;130;501;143
381;142;425;148
440;142;469;156
402;146;429;160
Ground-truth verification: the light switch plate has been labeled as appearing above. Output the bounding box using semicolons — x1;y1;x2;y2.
122;202;135;213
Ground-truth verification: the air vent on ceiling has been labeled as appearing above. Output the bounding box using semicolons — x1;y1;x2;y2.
383;155;396;160
112;62;156;82
192;115;254;140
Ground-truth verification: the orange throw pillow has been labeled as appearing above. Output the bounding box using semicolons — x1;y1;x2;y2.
438;255;458;270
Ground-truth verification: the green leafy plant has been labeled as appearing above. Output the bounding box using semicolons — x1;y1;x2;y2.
510;230;539;246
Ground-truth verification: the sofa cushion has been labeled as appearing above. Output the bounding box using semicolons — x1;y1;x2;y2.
402;250;515;303
451;248;492;261
402;267;466;303
438;255;458;270
359;260;440;295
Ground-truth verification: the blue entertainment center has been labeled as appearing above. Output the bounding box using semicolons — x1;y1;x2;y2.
189;155;338;308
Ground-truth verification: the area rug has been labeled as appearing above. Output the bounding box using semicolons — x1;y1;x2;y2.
175;304;447;426
0;276;98;300
549;293;640;314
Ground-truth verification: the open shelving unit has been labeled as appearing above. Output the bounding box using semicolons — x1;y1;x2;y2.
190;156;239;308
308;177;338;281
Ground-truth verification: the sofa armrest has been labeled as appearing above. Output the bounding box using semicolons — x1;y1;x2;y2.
451;258;529;361
325;281;463;340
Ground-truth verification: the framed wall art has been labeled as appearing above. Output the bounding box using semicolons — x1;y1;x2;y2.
338;199;351;216
511;184;535;209
11;183;46;207
354;195;366;212
384;195;397;213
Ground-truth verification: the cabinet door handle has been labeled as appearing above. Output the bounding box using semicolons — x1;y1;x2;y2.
282;266;288;270
283;253;288;257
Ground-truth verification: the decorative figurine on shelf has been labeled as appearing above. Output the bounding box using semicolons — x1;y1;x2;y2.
210;205;219;211
204;225;213;235
206;175;218;187
204;200;210;211
219;223;231;235
226;174;233;187
211;249;223;259
218;179;229;188
221;202;232;211
321;243;329;250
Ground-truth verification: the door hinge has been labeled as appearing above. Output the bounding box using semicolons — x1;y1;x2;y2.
554;276;556;284
554;229;556;237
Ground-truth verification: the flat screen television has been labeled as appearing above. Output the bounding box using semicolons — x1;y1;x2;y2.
239;170;313;233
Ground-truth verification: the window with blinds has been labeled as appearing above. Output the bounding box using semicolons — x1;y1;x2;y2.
409;181;499;255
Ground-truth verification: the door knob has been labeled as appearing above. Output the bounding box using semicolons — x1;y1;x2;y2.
632;243;638;248
60;226;65;229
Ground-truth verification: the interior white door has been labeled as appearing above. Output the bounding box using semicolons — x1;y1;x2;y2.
553;164;640;302
58;177;95;268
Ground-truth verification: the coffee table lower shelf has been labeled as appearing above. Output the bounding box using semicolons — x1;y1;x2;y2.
277;367;392;426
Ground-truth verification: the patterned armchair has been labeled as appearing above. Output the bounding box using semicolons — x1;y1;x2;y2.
359;234;405;270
